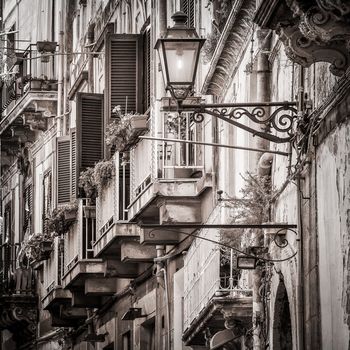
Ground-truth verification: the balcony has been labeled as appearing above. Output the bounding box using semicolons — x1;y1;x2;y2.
0;258;37;345
127;108;213;226
182;236;253;346
93;154;157;262
62;199;101;286
0;44;58;152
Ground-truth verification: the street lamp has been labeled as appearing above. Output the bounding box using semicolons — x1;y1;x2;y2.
155;11;205;101
156;12;303;144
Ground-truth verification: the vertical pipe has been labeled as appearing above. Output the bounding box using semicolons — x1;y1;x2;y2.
156;2;167;349
57;10;63;136
296;66;305;350
253;29;272;350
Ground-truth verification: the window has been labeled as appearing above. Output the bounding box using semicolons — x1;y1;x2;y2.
43;172;52;235
143;26;151;113
105;34;143;118
23;184;33;237
122;331;131;350
57;136;71;204
180;0;195;28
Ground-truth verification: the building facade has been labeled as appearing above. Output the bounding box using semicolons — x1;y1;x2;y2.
0;0;349;349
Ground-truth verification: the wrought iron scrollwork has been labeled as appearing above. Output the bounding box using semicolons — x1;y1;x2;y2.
187;103;298;144
272;228;298;249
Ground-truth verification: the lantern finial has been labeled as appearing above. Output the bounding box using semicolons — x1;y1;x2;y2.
171;11;188;28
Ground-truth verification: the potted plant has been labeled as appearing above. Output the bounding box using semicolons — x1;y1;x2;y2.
22;232;53;263
78;167;97;199
93;159;115;194
106;106;148;152
48;203;78;235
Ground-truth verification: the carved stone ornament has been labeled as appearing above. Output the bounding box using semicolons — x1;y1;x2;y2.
299;6;350;43
277;23;350;76
254;0;350;76
0;302;37;339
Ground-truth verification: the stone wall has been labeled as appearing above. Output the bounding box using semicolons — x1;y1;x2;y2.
316;115;350;349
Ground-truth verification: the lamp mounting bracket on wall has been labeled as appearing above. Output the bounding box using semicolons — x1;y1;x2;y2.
156;12;305;145
178;101;298;144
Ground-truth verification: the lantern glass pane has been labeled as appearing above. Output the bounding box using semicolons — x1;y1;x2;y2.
163;41;199;84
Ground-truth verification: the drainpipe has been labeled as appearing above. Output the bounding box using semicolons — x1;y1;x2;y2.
253;29;272;350
87;24;95;93
57;10;64;137
158;267;171;350
158;0;167;37
156;1;168;348
296;66;305;350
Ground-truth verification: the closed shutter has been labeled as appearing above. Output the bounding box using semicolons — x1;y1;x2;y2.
76;93;103;181
105;34;143;118
143;28;151;113
43;172;52;235
57;136;71;204
23;184;32;234
71;130;77;199
181;0;195;28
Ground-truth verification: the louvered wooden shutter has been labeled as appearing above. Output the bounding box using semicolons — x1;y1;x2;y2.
76;93;103;178
57;136;71;204
23;184;32;234
43;172;52;235
71;130;77;199
143;28;151;113
105;34;143;118
181;0;195;28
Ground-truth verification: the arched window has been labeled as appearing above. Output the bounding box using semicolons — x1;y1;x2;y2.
272;279;293;350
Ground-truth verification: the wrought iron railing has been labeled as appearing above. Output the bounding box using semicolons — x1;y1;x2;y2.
64;198;96;275
183;236;252;329
159;111;204;178
1;43;58;115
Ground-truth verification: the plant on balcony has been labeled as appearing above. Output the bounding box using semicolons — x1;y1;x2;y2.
93;159;115;194
106;105;148;152
47;203;78;235
220;173;273;271
78;167;98;199
22;232;53;262
165;113;187;137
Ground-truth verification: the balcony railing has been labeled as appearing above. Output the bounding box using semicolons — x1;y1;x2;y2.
64;198;96;275
158;111;204;178
1;44;58;115
0;244;35;295
183;231;252;330
129;111;204;202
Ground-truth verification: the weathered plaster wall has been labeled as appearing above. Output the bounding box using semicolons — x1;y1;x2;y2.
316;118;350;349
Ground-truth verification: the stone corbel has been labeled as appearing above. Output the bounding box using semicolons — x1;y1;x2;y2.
316;0;350;20
22;112;48;131
277;23;350;76
32;100;56;116
299;6;350;43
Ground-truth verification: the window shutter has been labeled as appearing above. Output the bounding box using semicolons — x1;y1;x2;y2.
76;92;103;174
71;130;77;199
43;172;52;235
105;34;143;118
57;136;71;204
23;184;32;234
181;0;195;28
143;28;151;113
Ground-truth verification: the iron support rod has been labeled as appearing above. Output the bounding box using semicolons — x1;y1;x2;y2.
139;136;290;156
180;101;297;110
140;223;297;229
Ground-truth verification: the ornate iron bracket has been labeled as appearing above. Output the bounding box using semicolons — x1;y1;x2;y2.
178;101;298;144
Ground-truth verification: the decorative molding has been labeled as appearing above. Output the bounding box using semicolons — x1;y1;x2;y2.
277;23;350;76
202;0;256;99
253;0;350;76
0;295;38;344
68;70;89;100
